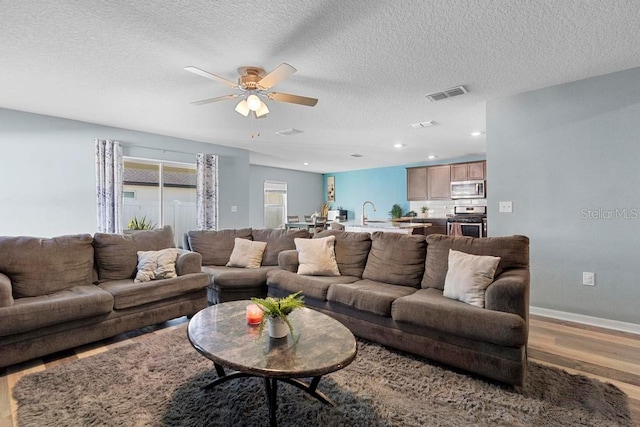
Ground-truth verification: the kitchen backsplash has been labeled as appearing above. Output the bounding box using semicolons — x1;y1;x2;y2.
409;200;455;218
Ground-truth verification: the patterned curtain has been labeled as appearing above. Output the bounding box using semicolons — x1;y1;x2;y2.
196;153;218;230
95;139;123;233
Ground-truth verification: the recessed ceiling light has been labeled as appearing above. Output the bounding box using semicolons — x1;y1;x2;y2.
303;162;309;166
393;143;405;148
428;155;436;160
470;131;483;137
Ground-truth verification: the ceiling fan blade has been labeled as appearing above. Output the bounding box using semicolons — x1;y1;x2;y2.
184;66;237;88
190;94;239;106
257;63;296;89
267;92;318;107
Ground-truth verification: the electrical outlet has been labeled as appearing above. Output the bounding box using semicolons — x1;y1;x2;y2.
499;201;513;213
231;205;237;212
582;272;595;286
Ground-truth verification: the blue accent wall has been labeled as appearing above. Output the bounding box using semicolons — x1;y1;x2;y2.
324;166;408;221
323;155;484;221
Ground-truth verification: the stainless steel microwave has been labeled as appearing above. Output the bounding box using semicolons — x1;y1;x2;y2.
451;180;485;199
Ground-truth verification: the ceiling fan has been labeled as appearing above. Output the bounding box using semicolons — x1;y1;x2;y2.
184;63;318;118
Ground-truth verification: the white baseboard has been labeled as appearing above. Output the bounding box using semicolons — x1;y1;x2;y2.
530;306;640;336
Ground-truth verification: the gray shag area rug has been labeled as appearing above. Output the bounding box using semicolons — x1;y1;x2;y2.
13;324;632;427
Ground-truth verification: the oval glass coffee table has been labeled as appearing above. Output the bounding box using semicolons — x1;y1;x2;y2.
188;300;357;427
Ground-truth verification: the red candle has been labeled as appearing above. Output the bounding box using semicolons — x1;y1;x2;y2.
246;304;263;325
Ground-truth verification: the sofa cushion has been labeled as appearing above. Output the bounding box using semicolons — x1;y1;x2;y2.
252;228;310;266
423;235;529;290
314;230;371;277
295;236;340;276
443;250;501;308
266;269;360;301
0;285;114;336
391;288;527;347
0;234;94;298
327;279;417;317
226;238;267;269
99;274;208;310
202;265;277;289
362;232;426;288
187;228;253;266
94;226;175;281
134;248;181;283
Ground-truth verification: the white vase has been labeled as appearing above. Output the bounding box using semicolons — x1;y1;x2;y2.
267;317;289;338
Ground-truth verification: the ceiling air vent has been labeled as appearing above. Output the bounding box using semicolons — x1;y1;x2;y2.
425;85;468;102
275;128;304;136
409;120;437;129
350;153;363;158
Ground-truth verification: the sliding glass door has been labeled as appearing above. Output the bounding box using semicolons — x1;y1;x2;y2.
123;159;196;247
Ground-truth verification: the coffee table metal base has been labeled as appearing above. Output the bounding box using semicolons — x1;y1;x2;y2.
204;362;335;427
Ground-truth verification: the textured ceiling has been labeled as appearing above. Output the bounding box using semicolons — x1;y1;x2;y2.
1;1;640;173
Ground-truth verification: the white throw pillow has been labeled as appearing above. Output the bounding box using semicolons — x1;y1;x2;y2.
295;236;340;276
226;238;267;269
443;250;501;308
134;248;181;283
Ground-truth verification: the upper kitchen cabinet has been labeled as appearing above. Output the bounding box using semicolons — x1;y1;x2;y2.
406;166;428;200
450;161;485;181
427;165;451;200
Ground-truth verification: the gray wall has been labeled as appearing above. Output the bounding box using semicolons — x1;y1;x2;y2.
0;108;250;236
487;67;640;325
248;165;323;228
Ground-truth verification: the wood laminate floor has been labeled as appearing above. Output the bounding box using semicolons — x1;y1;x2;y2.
1;315;639;426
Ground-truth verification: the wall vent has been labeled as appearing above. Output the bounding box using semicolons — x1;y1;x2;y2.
425;85;468;102
409;120;437;129
275;128;304;136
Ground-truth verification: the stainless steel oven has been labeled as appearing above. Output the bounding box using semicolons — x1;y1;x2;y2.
447;205;486;238
451;180;485;199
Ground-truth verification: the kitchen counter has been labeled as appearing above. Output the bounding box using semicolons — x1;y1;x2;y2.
342;220;432;234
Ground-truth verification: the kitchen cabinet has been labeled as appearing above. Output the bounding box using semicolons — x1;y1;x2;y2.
427;165;451;200
406;167;428;201
451;161;485;181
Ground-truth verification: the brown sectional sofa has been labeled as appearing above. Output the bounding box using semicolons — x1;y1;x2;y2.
0;226;209;368
266;230;530;385
184;228;311;304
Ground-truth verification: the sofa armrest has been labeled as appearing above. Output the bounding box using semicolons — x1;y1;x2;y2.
0;272;14;307
277;250;299;272
485;268;529;321
175;250;202;276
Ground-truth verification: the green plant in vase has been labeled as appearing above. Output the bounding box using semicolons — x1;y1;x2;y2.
251;291;305;338
389;204;403;219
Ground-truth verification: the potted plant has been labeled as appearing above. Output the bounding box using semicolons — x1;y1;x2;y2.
420;205;429;218
251;291;305;338
389;204;403;220
127;214;157;231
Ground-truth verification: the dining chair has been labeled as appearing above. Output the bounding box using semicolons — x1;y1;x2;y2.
304;215;313;222
314;216;327;229
287;215;299;223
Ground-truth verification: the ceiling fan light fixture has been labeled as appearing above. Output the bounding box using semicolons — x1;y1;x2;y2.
255;101;269;118
247;94;261;111
235;100;250;116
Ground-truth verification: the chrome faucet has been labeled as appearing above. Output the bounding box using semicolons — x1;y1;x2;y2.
361;201;377;225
